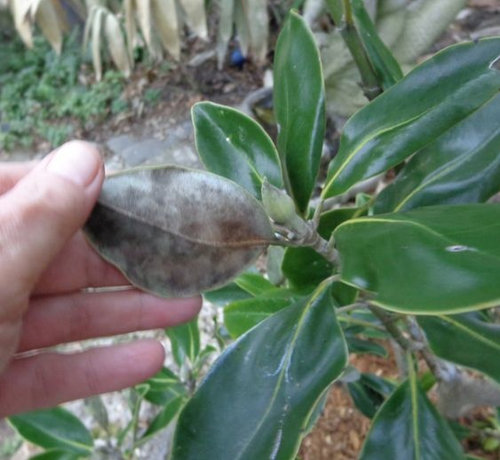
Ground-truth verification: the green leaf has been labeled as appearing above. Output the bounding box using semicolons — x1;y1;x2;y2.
9;408;93;456
172;281;348;459
143;368;186;406
29;450;80;460
348;373;395;418
192;102;282;198
282;247;334;292
140;396;185;442
166;318;200;366
324;38;500;197
418;313;500;384
224;289;296;338
360;374;465;459
375;92;500;213
204;282;251;306
234;272;276;296
84;165;274;297
317;207;359;239
334;203;500;314
351;0;403;89
345;337;388;357
274;10;326;214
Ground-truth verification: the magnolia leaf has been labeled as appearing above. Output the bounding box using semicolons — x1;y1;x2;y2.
84;166;274;297
104;12;131;77
334;204;500;314
172;280;348;459
35;0;63;54
151;0;180;60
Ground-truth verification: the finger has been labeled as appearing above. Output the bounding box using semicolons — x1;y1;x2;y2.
33;232;128;295
18;290;202;351
0;141;103;316
0;162;35;195
0;340;165;417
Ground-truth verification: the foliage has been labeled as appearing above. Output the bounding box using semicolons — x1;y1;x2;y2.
0;34;128;150
8;4;500;460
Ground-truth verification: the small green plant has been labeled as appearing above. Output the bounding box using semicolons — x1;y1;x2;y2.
0;33;129;150
8;4;500;460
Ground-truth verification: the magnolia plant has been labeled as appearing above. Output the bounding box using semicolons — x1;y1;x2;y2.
8;5;500;460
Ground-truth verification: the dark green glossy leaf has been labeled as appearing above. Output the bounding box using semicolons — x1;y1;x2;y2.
351;0;403;89
224;289;296;338
166;318;200;366
282;247;334;292
418;313;500;384
375;92;500;213
141;396;185;441
192;102;283;198
317;207;359;239
348;373;395;418
29;450;80;460
172;281;348;460
335;204;500;314
274;10;326;214
324;38;500;197
9;408;93;455
360;376;465;459
346;337;387;357
234;272;276;296
143;368;186;406
84;166;274;297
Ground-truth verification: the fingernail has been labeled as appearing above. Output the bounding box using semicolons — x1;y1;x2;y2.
46;141;101;187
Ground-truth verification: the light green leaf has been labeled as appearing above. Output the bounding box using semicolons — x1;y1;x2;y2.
172;280;348;459
29;450;80;460
360;371;465;459
140;396;185;442
9;408;93;456
418;313;500;385
192;102;283;199
375;92;500;213
274;10;325;214
324;38;500;197
224;289;296;338
234;272;276;296
166;318;200;366
334;204;500;314
143;367;186;406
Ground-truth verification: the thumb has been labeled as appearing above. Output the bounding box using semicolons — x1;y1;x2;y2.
0;141;104;302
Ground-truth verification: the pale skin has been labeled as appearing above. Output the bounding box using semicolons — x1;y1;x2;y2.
0;141;201;418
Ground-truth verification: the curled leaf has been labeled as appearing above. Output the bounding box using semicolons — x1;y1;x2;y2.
84;166;275;297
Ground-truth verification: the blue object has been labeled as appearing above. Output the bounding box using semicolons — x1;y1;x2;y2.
230;49;246;69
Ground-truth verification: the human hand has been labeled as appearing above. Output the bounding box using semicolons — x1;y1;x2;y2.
0;141;201;417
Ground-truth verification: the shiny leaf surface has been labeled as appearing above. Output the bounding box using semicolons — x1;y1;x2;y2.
348;373;395;418
166;318;200;366
192;102;283;198
375;92;500;213
224;289;296;338
324;38;500;197
234;272;276;296
352;0;403;89
172;281;347;459
9;408;93;455
360;376;465;459
84;166;274;297
335;204;500;314
418;313;500;384
274;11;326;214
